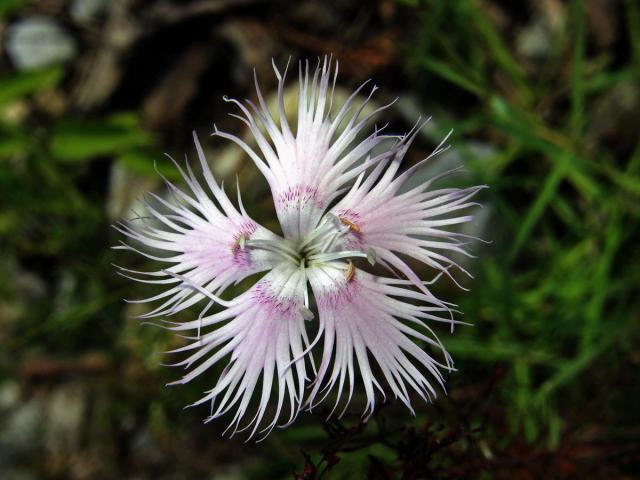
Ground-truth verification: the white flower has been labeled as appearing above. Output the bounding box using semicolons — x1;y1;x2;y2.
114;56;483;440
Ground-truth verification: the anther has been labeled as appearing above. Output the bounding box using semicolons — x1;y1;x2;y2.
231;233;248;254
346;259;355;282
339;216;361;233
366;247;377;266
300;306;315;321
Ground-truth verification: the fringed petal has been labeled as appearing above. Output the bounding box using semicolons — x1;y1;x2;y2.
306;263;456;420
113;132;286;319
331;126;485;301
213;56;396;240
166;263;313;441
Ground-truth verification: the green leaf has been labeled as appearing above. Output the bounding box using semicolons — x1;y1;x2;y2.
625;0;640;66
118;149;181;181
569;0;587;139
0;67;64;106
0;0;33;17
50;113;153;162
0;125;28;158
419;57;486;97
509;154;569;261
469;4;531;101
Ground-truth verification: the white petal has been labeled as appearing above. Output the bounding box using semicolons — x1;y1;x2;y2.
166;263;312;440
114;133;285;319
306;263;455;419
213;56;395;239
331;125;485;296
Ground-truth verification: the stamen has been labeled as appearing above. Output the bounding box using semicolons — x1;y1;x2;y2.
339;216;360;233
245;238;301;263
366;247;377;266
231;233;248;254
299;258;310;309
298;214;340;251
307;250;369;264
345;259;355;282
301;213;373;269
300;305;315;321
317;229;342;253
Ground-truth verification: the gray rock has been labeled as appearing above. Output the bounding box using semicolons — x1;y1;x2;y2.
70;0;108;24
517;17;552;60
0;395;45;455
0;467;39;480
0;381;21;411
5;17;77;70
107;159;160;221
44;383;88;455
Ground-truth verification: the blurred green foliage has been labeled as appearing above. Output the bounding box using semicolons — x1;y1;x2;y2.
408;0;640;448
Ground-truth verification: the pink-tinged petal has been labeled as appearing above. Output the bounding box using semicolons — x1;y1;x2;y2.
212;56;397;240
331;127;485;296
306;263;456;420
165;263;312;440
113;132;285;319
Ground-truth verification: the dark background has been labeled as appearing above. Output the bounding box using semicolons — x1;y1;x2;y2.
1;0;639;478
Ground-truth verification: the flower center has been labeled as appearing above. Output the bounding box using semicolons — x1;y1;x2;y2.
242;213;376;270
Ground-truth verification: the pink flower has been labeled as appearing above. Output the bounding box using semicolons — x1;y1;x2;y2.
115;57;483;440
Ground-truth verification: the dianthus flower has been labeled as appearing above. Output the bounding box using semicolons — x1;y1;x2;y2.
115;57;483;440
